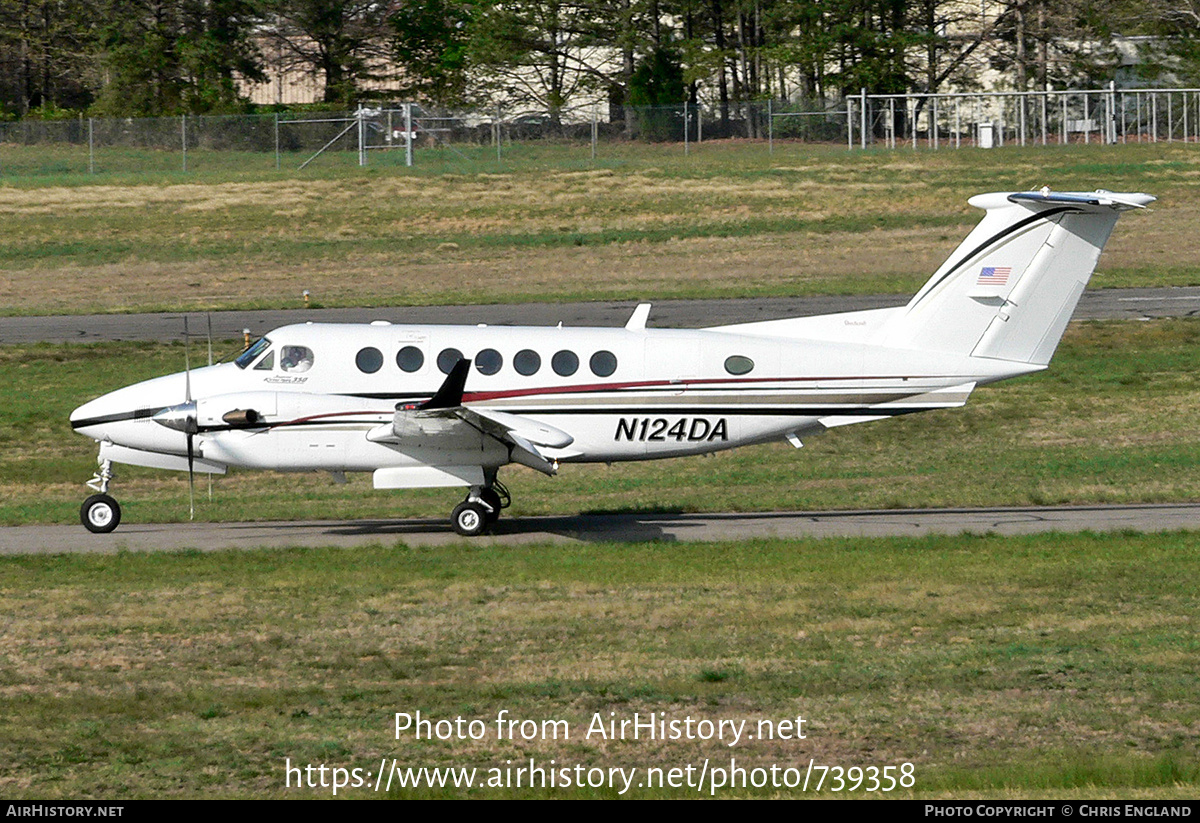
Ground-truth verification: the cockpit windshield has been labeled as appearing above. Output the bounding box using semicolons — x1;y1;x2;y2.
235;337;272;369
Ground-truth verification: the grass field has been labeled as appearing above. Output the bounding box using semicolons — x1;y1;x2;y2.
0;141;1195;316
1;532;1197;798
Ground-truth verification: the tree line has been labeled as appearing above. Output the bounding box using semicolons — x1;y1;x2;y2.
0;0;1187;122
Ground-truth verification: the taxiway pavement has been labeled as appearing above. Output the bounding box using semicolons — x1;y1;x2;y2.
3;287;1199;345
1;504;1195;554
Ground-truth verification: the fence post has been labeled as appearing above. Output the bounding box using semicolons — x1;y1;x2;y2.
932;95;939;150
274;113;280;170
88;117;94;175
406;103;414;167
684;102;689;156
955;97;961;148
591;108;598;161
1107;84;1114;144
767;98;773;154
911;95;917;150
846;97;853;150
1019;94;1026;146
1041;91;1047;145
181;115;187;173
357;105;366;166
860;88;867;149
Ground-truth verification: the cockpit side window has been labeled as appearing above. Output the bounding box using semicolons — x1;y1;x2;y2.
235;337;271;369
280;345;314;373
253;350;275;370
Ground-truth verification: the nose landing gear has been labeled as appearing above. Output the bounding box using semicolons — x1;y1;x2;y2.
81;458;121;533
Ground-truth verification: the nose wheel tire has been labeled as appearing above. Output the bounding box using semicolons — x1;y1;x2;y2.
81;494;121;534
451;501;488;537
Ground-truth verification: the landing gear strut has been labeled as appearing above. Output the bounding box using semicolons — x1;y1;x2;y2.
81;458;121;533
450;478;510;536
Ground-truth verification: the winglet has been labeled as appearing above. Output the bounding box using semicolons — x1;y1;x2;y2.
419;358;471;409
625;303;652;331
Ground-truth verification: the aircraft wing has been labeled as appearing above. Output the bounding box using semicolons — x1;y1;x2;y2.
453;406;573;475
365;359;574;476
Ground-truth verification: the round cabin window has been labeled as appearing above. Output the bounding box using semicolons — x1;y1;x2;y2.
356;347;383;374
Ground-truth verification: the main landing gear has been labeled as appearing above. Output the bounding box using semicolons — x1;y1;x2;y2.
451;479;510;537
81;459;121;534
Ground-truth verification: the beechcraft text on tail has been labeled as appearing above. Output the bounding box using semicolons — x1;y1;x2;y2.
70;189;1154;535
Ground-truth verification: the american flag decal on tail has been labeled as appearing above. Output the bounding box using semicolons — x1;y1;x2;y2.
977;266;1012;286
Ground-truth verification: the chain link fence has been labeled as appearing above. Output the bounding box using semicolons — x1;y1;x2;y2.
2;87;1198;178
845;86;1200;149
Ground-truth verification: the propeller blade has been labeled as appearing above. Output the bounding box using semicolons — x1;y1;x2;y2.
187;433;195;521
206;314;213;367
183;315;195;519
183;316;192;403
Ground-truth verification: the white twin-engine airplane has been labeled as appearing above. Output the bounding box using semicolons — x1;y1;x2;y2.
70;189;1152;536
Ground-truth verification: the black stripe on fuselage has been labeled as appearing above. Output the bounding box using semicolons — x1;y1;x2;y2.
70;407;165;430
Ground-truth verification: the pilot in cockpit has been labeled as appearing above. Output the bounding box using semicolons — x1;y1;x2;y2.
280;345;314;373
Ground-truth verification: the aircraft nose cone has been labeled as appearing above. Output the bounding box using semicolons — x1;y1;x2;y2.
70;396;111;437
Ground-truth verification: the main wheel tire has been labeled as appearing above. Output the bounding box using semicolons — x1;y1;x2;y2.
479;488;503;524
81;494;121;534
451;501;488;537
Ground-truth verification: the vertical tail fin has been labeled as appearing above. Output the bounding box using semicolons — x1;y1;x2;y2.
881;190;1153;365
